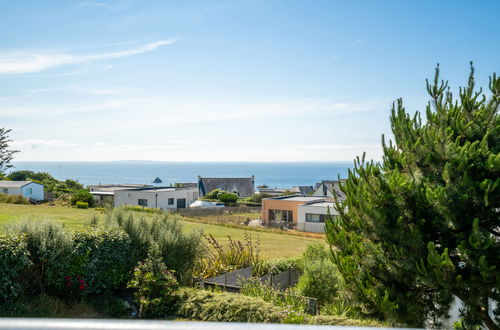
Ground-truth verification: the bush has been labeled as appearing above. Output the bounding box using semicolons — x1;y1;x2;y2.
217;192;238;205
68;228;132;296
127;244;179;318
0;234;31;302
176;288;283;323
296;244;342;304
203;189;221;200
103;209;202;284
71;190;94;207
0;193;29;204
307;315;390;327
75;201;88;209
6;220;73;294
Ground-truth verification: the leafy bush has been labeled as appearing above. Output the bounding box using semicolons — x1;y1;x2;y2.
296;244;342;304
75;201;88;209
217;192;238;205
103;209;202;283
203;189;221;200
6;220;73;294
307;315;390;327
127;244;179;318
0;193;29;204
68;228;132;295
0;234;31;302
177;288;283;323
71;190;94;207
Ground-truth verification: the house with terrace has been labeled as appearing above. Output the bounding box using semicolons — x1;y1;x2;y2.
297;200;339;233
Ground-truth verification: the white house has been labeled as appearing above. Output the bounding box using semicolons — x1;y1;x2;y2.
297;201;339;233
114;186;199;210
0;181;45;201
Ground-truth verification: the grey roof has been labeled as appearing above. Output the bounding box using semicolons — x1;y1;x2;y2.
292;185;314;196
87;184;153;193
198;176;255;197
315;180;346;201
265;195;332;202
0;181;40;188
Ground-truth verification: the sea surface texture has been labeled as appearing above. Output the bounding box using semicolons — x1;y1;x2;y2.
11;161;354;188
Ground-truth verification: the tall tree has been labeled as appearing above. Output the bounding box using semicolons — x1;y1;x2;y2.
0;128;18;176
326;65;499;329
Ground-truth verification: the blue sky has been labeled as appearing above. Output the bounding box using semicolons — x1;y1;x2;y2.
1;0;499;161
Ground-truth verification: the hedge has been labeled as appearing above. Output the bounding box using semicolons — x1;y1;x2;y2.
177;288;283;323
0;234;31;302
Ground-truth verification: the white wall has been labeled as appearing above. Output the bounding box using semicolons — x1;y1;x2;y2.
297;203;337;233
114;188;198;210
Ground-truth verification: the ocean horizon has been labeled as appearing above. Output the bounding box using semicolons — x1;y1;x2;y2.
10;161;354;188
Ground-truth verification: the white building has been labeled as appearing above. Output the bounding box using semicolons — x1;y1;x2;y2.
297;201;339;233
114;186;199;210
0;181;45;201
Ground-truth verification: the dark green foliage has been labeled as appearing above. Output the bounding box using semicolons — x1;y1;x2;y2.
218;191;238;205
203;189;221;200
7;170;84;196
0;234;31;302
127;244;179;318
296;244;342;305
71;190;94;207
104;209;202;284
326;65;499;329
7;221;73;294
68;229;131;295
176;288;283;323
0;128;18;175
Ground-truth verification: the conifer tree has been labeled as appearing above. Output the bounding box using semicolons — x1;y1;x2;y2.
326;64;499;329
0;127;18;176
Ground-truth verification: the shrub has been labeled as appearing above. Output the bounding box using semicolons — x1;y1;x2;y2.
6;220;73;294
0;193;29;204
307;315;390;327
127;244;179;318
70;190;94;207
0;234;31;302
217;192;238;205
103;209;202;284
296;244;342;304
203;189;221;200
68;228;132;295
75;201;88;209
176;288;283;323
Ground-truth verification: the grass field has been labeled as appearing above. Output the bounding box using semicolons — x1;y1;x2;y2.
0;203;325;258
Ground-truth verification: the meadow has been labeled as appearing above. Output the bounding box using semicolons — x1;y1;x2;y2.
0;203;324;258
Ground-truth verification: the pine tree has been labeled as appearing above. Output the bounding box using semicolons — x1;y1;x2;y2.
0;128;18;176
326;64;499;329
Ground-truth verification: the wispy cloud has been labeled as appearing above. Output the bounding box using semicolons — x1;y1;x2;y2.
77;2;112;9
12;139;79;148
0;39;177;74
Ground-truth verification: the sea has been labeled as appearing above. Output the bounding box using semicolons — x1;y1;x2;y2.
10;161;354;188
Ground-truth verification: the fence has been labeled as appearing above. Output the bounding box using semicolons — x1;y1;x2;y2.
201;267;300;292
176;205;261;218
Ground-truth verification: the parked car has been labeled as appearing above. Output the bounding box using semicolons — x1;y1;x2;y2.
189;200;225;208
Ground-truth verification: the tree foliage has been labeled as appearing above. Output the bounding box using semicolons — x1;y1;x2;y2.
0;128;18;176
7;170;83;196
326;65;499;329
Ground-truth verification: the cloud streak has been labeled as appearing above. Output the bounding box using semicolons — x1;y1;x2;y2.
0;39;177;74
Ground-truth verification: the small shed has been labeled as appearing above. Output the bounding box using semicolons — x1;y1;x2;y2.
0;181;44;201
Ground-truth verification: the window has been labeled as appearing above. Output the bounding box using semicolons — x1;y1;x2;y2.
269;209;293;222
27;188;32;194
305;213;326;223
2;188;7;194
168;198;174;205
138;199;148;206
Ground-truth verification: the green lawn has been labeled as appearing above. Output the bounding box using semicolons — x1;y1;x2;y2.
0;203;324;258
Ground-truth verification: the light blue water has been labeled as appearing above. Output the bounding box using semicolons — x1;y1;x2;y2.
10;161;353;188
